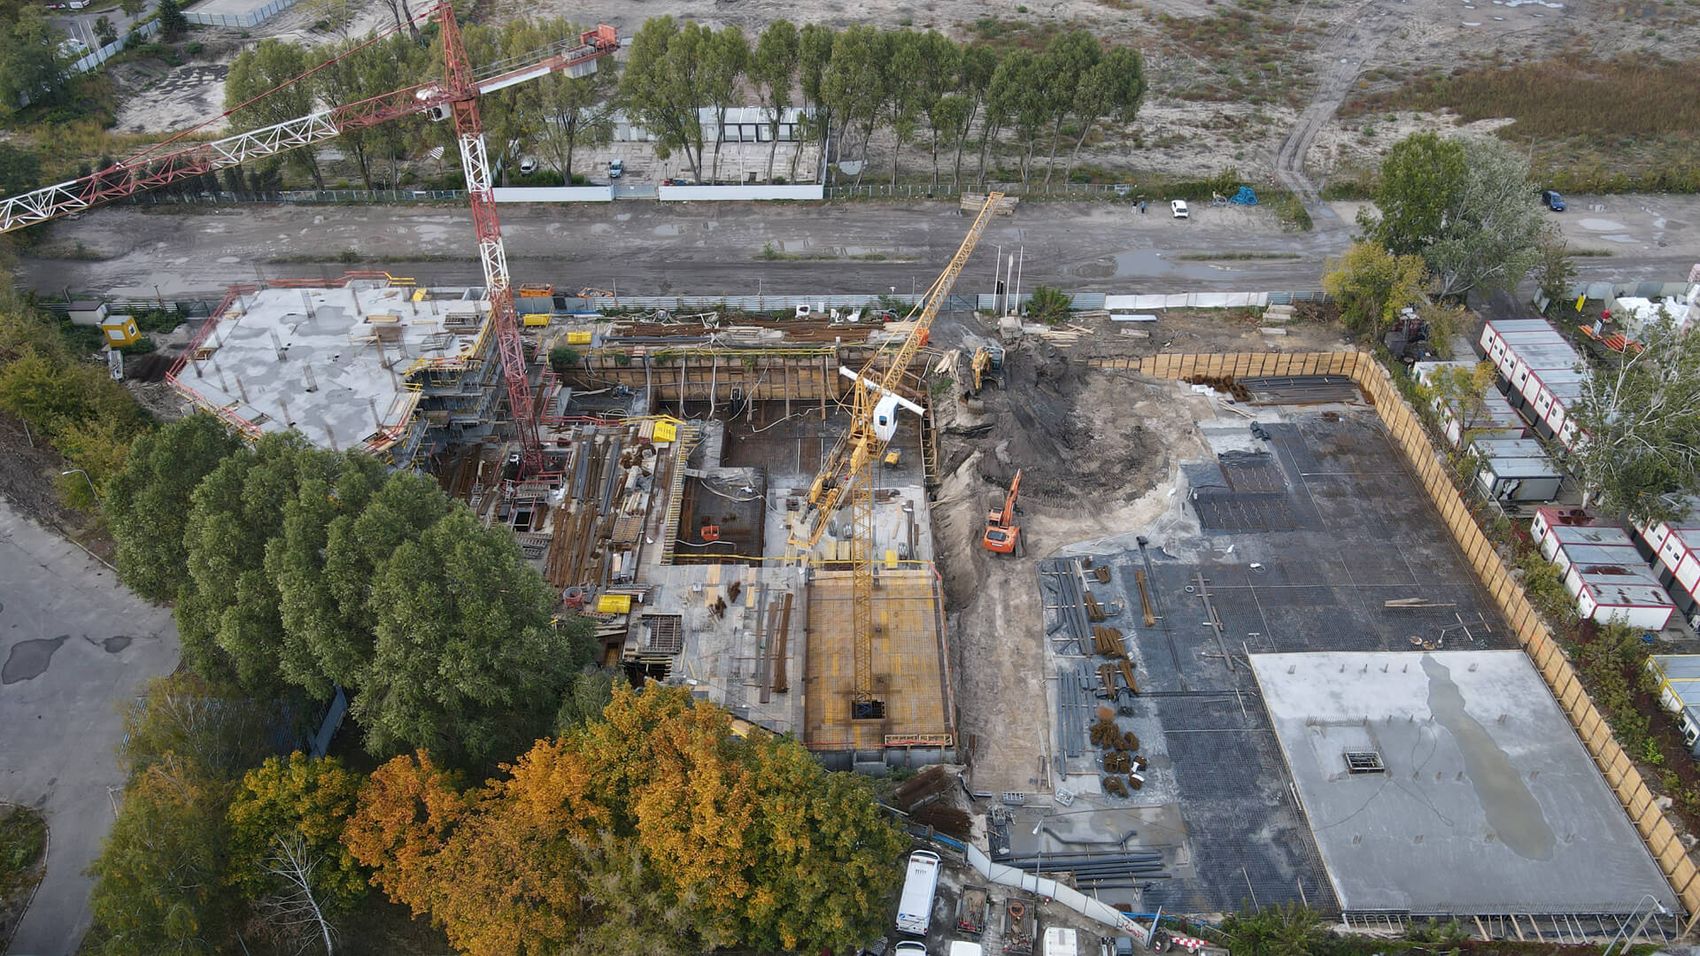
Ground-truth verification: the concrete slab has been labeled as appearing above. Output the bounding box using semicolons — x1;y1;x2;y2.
1251;649;1677;916
0;499;178;955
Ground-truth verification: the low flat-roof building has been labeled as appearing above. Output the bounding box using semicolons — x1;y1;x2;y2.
1648;655;1700;755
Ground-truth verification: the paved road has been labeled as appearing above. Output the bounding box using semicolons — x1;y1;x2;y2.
0;499;177;956
16;194;1700;300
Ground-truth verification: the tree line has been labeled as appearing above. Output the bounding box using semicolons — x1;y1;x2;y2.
0;0;187;124
212;16;1145;194
88;674;904;954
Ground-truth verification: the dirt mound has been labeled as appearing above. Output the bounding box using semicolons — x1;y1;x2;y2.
944;343;1164;503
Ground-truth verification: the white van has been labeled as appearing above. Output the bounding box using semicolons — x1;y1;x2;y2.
894;850;942;936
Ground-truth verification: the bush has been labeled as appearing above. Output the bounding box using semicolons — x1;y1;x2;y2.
1026;285;1072;325
548;345;581;374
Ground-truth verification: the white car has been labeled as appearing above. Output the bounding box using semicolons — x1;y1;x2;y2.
518;157;538;175
1170;199;1189;219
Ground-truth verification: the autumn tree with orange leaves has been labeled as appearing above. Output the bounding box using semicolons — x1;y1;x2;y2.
344;684;905;955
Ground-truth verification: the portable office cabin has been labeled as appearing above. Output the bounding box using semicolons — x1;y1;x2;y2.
1534;521;1637;566
1412;361;1528;448
1471;438;1561;502
1647;655;1700;755
1530;506;1603;556
1563;561;1675;630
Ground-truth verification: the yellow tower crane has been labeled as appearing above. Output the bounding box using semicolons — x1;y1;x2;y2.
791;192;1004;719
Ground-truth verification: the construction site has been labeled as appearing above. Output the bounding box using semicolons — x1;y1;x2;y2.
3;2;1697;950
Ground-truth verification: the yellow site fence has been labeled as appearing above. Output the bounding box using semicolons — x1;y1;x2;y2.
1107;350;1700;919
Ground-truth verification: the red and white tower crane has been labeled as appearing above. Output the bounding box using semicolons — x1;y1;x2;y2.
0;3;618;474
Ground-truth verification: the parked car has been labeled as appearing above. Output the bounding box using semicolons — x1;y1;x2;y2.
609;158;624;179
518;157;538;175
1540;189;1566;212
1170;199;1189;219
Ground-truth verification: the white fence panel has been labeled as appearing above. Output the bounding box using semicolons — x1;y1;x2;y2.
491;186;614;203
657;184;825;202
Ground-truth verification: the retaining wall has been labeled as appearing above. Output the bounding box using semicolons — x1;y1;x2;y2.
1093;349;1700;919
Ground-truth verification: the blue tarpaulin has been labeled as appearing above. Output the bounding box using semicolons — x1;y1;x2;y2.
1230;186;1258;205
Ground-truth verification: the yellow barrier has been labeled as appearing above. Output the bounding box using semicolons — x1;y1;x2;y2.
1122;350;1700;918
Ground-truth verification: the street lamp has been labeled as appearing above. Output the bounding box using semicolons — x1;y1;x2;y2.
61;469;100;505
1604;894;1668;956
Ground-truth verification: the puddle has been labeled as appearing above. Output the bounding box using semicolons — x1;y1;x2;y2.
1112;249;1239;281
87;635;132;653
651;224;684;237
1422;655;1555;860
3;635;69;684
1578;217;1626;232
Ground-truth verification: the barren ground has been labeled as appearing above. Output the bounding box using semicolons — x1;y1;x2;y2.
928;309;1347;793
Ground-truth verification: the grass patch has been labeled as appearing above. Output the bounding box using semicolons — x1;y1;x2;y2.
1154;0;1316;108
0;803;47;905
30;241;114;262
756;242;911;262
1348;55;1700;192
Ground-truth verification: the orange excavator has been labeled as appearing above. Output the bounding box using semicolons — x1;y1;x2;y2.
981;470;1023;555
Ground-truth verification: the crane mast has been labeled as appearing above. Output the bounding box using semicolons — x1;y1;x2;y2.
793;192;1004;714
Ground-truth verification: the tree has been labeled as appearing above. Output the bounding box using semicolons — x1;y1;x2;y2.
93;14;117;46
1219;902;1328;956
1569;315;1700;522
227;753;367;951
794;23;834;182
822;25;889;187
703;25;748;183
0;9;69;118
121;672;287;781
1421;360;1497;440
751;21;798;183
226;41;324;189
178;432;314;689
1321;240;1428;339
157;0;187;38
951;45;997;189
1362;132;1467;256
506;19;617;184
87;760;234;955
1535;227;1579;309
554;668;619;732
621;17;711;182
118;0;146;15
910;30;957;189
1424;137;1546;298
356;508;588;767
107;414;240;603
1067;47;1143;183
318;36;421;190
879;30;928;186
345;685;906;956
1027;285;1072;324
1037;30;1099;185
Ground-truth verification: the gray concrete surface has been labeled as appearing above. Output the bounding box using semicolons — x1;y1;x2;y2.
18;195;1699;303
0;498;178;956
1252;649;1676;916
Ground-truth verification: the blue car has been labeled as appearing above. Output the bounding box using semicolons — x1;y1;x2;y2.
1541;189;1566;212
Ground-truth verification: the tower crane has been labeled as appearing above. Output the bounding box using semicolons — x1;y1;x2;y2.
0;3;618;475
792;192;1003;719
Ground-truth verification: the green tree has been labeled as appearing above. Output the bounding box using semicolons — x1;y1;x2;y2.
508;19;617;184
357;508;588;767
1570;315;1700;522
621;17;711;182
1425;137;1546;298
1066;46;1143;182
1321;240;1428;339
1037;30;1099;185
751;20;799;183
910;30;958;189
106;414;240;602
1362;132;1467;256
1026;285;1072;324
178;432;314;689
157;0;188;41
93;14;117;46
822;25;889;187
317;36;422;189
1219;902;1328;956
0;8;69;118
1535;228;1578;309
554;668;620;732
86;760;234;955
951;45;998;189
704;25;748;183
227;753;367;949
794;23;834;182
120;673;284;781
879;30;926;186
226;41;324;188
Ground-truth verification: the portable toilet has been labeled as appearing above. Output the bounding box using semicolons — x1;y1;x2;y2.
101;314;142;347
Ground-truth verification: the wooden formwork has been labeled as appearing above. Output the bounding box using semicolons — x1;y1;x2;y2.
1129;349;1700;920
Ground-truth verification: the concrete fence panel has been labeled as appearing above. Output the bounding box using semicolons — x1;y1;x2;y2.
658;184;825;202
491;186;614;203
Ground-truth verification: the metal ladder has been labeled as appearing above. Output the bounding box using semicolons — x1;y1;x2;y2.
657;424;696;565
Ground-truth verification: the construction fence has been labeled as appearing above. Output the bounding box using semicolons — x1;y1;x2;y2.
1104;349;1700;920
183;0;299;28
